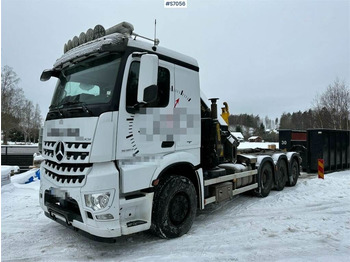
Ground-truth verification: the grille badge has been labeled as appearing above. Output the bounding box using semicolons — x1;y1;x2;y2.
55;141;65;162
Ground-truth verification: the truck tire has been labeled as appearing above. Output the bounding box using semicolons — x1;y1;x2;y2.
151;176;197;239
257;163;273;197
275;160;287;191
287;159;299;187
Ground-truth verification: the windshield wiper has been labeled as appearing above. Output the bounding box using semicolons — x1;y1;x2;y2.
49;105;64;117
62;101;92;115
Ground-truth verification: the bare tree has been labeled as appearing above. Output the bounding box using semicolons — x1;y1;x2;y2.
31;103;43;142
313;79;350;130
18;101;43;143
1;66;43;144
1;66;26;144
2;66;20;112
18;100;34;143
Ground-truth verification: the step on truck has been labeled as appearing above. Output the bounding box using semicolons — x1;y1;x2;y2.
39;22;301;241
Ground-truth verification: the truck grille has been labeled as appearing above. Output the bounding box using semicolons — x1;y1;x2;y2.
42;139;93;187
42;141;91;164
42;160;92;186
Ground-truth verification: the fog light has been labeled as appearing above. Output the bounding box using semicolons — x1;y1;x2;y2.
84;192;111;211
96;214;114;220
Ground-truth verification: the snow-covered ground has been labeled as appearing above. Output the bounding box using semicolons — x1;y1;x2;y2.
1;169;350;261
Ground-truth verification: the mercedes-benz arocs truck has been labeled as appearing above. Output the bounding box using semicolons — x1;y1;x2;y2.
39;22;300;241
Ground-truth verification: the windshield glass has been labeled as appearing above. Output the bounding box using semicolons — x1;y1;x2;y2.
50;54;121;109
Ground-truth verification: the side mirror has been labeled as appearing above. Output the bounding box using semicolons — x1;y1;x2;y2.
143;84;158;104
137;54;158;103
40;69;59;81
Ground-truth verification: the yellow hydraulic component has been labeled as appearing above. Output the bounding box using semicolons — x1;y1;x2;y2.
221;102;229;124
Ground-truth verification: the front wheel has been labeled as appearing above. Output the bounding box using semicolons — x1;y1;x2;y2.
151;176;197;239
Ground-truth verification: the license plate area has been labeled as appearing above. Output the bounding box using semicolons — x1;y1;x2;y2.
44;189;83;222
50;187;69;200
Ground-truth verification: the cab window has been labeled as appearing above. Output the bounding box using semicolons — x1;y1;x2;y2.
126;61;170;108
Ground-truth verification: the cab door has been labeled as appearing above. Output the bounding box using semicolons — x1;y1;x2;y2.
117;55;175;159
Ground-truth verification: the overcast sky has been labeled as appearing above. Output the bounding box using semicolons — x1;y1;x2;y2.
2;0;349;120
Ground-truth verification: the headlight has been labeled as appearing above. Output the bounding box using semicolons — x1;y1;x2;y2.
84;192;111;211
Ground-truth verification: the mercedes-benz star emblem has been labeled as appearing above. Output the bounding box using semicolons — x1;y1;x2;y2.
55;141;65;162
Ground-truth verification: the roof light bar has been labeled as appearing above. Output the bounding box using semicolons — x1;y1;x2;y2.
63;21;160;54
63;22;134;53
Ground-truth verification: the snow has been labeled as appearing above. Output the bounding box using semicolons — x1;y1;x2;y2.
2;170;350;261
1;168;11;187
1;166;20;175
238;141;279;150
1;166;20;187
1;142;38;146
231;132;244;142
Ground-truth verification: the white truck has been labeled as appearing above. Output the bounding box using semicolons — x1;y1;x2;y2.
39;22;300;241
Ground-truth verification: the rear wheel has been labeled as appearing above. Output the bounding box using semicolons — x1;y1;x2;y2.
275;160;287;191
257;163;273;197
287;159;299;187
151;176;197;239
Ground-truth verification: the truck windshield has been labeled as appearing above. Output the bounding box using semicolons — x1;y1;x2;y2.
50;54;121;109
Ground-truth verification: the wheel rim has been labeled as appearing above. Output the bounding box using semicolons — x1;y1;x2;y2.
169;193;190;226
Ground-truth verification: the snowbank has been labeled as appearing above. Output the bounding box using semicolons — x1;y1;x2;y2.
1;166;19;187
1;167;12;186
11;168;40;184
1;171;350;261
1;167;40;187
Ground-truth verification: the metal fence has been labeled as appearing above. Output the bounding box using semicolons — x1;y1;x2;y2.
1;145;39;172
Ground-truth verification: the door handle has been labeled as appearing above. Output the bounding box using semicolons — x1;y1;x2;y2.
161;141;174;148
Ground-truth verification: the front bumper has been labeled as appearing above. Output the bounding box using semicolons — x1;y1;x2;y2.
40;161;154;239
44;211;118;242
40;162;122;238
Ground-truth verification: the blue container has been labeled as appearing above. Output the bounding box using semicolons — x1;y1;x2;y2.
35;169;40;180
